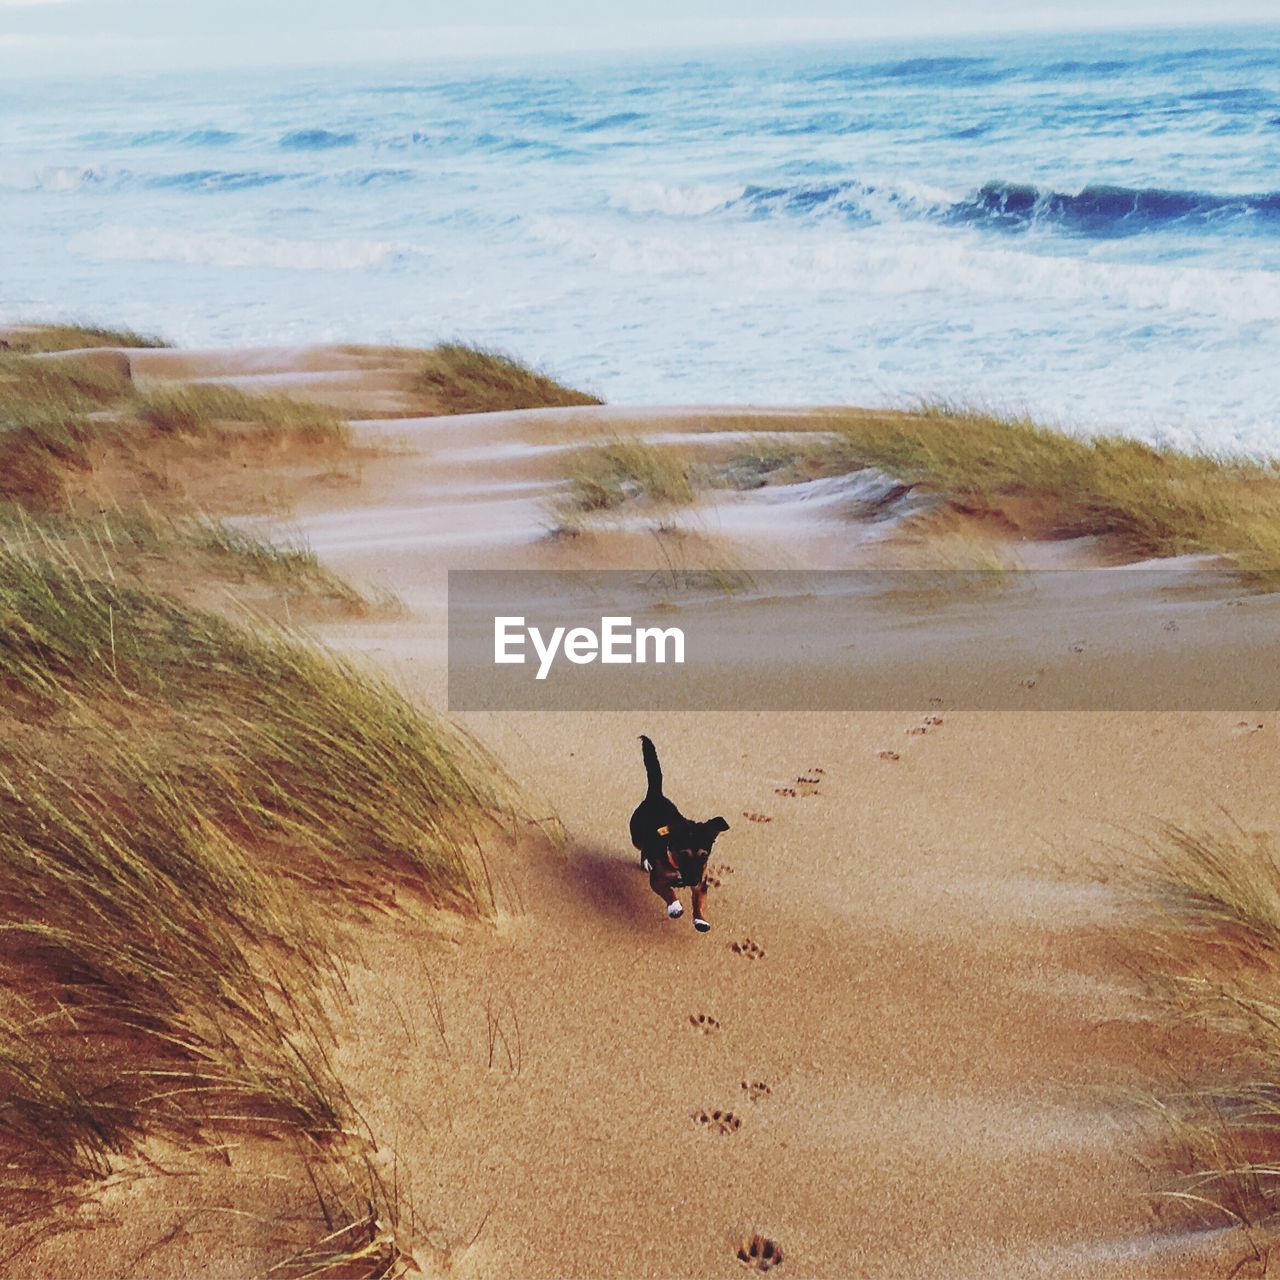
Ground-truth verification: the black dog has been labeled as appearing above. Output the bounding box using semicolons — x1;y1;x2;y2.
629;735;729;932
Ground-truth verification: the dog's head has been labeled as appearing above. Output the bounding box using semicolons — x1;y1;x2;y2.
667;816;730;866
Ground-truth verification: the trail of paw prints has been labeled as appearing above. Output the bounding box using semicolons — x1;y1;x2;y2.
742;811;772;824
906;716;943;737
694;1107;741;1135
689;1013;721;1035
878;714;943;759
775;765;824;798
705;862;734;889
740;1079;771;1104
738;1235;784;1272
730;938;765;961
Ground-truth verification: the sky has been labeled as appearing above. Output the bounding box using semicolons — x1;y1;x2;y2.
1;0;1276;76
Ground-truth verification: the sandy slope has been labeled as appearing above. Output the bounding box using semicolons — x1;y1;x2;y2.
258;398;1272;1278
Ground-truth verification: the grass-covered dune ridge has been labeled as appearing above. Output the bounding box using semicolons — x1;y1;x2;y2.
0;541;503;892
0;327;544;1272
0;351;135;506
1;334;602;513
31;318;1276;573
137;381;349;441
555;436;696;520
543;402;1280;569
0;351;346;512
0;322;170;353
415;341;602;414
0;504;372;611
827;402;1280;569
1106;824;1280;1244
0;537;510;1221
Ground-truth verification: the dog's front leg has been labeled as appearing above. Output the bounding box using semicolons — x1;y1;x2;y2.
649;868;684;920
691;879;711;933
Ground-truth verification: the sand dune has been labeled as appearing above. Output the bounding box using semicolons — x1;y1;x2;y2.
261;396;1265;1276
5;340;1267;1277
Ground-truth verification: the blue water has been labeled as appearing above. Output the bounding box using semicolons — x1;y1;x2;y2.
3;25;1280;449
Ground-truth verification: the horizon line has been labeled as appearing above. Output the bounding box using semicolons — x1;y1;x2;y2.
3;13;1277;83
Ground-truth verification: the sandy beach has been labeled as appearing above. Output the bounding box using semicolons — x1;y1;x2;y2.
267;366;1265;1278
3;337;1276;1279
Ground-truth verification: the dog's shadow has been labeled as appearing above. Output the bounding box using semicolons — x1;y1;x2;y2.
567;843;655;930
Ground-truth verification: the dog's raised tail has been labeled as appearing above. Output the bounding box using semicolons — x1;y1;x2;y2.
640;734;663;798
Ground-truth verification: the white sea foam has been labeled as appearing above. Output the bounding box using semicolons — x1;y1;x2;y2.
608;181;745;217
528;215;1280;323
0;165;110;192
70;227;411;272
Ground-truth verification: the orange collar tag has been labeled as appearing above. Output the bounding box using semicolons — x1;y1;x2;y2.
657;825;670;836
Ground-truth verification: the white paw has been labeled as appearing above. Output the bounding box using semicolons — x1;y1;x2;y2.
694;917;711;933
667;900;684;919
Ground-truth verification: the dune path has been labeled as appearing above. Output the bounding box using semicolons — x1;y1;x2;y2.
245;399;1275;1279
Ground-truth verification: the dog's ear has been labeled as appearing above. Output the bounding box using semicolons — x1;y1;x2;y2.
708;816;730;834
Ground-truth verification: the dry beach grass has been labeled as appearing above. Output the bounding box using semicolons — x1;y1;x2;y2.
0;329;558;1275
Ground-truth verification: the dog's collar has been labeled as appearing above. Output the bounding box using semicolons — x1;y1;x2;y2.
654;826;681;875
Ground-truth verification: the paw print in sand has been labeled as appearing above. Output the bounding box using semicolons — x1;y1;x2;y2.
776;771;823;799
689;1013;721;1035
742;811;773;824
730;938;765;961
876;749;901;762
795;769;823;795
738;1235;784;1272
694;1108;741;1135
740;1080;771;1103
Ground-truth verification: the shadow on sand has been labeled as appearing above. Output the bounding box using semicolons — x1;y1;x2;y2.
567;844;657;930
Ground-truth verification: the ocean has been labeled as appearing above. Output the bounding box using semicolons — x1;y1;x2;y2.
3;24;1279;450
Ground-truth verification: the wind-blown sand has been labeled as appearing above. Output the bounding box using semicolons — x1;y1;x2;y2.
12;344;1269;1277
